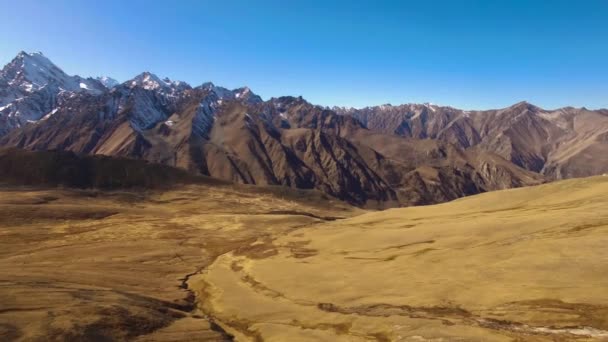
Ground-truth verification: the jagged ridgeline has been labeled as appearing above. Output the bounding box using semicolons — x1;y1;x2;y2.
1;52;607;207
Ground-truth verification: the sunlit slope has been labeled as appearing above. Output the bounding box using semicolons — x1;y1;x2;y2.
194;176;608;341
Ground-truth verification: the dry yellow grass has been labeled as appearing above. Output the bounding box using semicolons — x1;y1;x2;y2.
0;184;356;341
193;176;608;341
3;176;608;341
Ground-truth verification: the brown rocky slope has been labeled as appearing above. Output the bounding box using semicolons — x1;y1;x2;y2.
0;84;542;207
335;102;608;179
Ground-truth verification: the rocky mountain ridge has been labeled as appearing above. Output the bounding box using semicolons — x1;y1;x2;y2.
1;51;604;207
333;102;608;179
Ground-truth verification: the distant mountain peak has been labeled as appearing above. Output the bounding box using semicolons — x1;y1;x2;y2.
233;86;262;103
130;72;163;89
129;72;190;92
0;51;107;130
197;83;262;104
96;76;119;89
198;82;233;98
16;51;45;59
2;51;66;91
1;51;105;95
507;101;542;112
235;86;251;93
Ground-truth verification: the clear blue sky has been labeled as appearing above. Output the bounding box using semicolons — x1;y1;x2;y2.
1;0;606;110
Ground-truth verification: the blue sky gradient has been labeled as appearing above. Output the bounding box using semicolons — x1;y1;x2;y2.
1;0;606;109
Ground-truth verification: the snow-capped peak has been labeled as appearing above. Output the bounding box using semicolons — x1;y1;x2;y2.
2;51;69;92
234;86;251;98
197;83;262;104
97;76;119;89
130;72;167;90
233;86;263;104
163;77;187;89
16;51;45;60
199;82;233;99
0;51;105;95
0;51;112;134
129;72;191;93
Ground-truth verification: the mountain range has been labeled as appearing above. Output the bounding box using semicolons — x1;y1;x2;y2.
1;51;606;207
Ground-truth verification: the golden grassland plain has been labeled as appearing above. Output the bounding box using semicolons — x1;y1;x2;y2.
0;183;357;341
2;176;608;341
192;176;608;341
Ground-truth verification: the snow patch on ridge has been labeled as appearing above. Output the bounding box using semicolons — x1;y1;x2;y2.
97;76;119;89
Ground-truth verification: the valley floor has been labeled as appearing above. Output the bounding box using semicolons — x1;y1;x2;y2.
193;176;608;341
0;184;355;341
2;176;608;341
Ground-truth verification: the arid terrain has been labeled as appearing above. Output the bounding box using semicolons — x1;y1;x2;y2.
2;172;608;341
192;176;608;341
0;182;357;341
